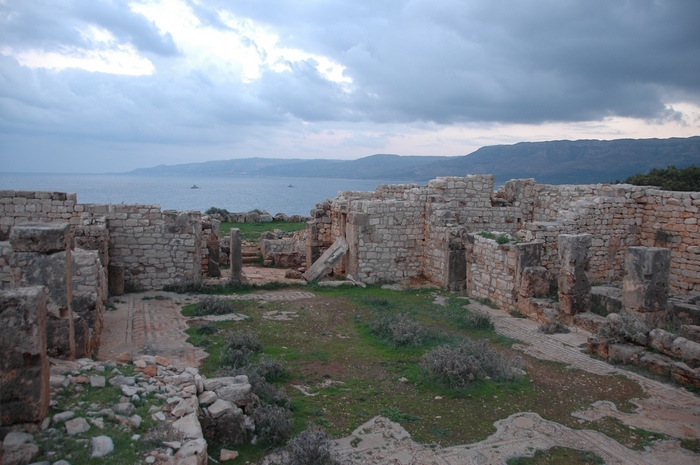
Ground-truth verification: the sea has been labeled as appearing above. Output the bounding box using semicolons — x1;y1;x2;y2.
0;173;402;217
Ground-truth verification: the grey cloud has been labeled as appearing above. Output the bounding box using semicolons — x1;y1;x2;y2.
206;0;700;125
0;0;178;56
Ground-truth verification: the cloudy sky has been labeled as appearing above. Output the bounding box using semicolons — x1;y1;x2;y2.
1;0;699;173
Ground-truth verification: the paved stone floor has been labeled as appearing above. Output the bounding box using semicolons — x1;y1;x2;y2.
97;273;700;464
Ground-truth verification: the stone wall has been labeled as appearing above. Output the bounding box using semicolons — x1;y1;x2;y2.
0;191;204;291
0;191;79;239
310;176;699;298
636;189;700;293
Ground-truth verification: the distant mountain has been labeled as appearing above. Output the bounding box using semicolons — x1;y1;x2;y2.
397;137;700;184
128;157;302;176
124;136;700;185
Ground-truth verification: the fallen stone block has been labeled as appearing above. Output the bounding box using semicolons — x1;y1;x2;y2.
303;237;348;282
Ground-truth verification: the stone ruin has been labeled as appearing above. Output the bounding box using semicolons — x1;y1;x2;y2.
1;175;699;428
304;175;700;386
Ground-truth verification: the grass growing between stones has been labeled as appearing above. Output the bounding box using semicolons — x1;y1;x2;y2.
507;447;606;465
33;365;168;465
219;222;307;243
183;284;647;463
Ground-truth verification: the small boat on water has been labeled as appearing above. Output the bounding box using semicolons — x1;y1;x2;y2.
288;184;295;188
191;184;200;189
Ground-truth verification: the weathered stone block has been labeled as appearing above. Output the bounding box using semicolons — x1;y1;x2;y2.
9;223;71;254
557;234;592;316
0;286;50;425
622;247;670;316
608;344;645;364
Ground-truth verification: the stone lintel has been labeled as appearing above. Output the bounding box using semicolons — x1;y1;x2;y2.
10;223;72;254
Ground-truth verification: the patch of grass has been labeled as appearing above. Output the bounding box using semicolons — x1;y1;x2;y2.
510;310;527;318
380;406;422;423
220;222;306;243
181;285;650;461
681;438;700;454
507;447;605;465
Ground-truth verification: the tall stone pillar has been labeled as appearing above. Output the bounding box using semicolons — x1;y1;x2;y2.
0;286;50;425
9;223;75;359
622;247;670;325
557;234;592;317
229;228;243;285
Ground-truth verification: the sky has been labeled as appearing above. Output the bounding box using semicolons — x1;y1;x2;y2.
1;0;699;173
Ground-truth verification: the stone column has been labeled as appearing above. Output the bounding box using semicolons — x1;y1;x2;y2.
0;286;50;425
9;223;75;359
229;228;243;285
622;247;670;325
557;234;592;317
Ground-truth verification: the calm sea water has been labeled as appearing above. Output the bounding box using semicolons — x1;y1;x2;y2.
0;173;399;217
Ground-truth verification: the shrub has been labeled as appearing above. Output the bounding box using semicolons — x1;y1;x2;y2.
283;427;342;465
220;330;263;368
495;234;510;245
192;296;237;316
455;312;494;331
370;313;429;347
218;366;291;408
539;321;570;334
255;355;290;383
420;339;523;390
252;405;294;447
597;314;650;345
205;206;230;217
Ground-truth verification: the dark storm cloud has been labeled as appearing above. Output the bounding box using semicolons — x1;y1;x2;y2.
0;0;178;56
214;0;700;125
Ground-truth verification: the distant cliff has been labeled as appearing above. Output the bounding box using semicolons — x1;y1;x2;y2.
126;136;700;185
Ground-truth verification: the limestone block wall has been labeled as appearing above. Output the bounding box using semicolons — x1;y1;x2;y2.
0;241;11;288
81;204;202;290
0;191;79;238
637;189;700;293
467;235;519;311
346;198;426;284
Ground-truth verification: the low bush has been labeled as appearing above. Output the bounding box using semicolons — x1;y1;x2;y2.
420;339;523;390
252;405;294;447
597;314;649;345
282;427;342;465
191;296;237;316
455;312;494;331
255;355;290;383
370;312;429;347
220;330;263;368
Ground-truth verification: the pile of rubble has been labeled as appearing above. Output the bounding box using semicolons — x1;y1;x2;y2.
2;353;266;465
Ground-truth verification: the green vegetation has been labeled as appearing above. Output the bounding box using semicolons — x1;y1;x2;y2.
219;221;307;243
623;165;700;191
181;283;647;462
33;366;167;465
507;447;605;465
